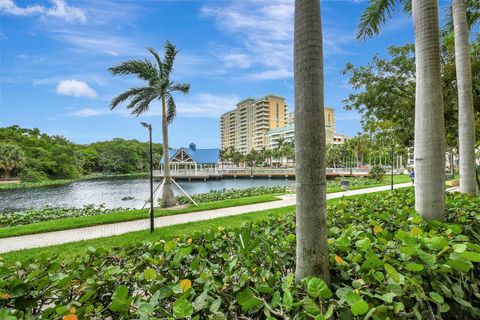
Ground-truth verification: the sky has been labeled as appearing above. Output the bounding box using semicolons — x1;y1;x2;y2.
0;0;454;148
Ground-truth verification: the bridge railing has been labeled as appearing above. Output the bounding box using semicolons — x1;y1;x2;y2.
154;167;372;176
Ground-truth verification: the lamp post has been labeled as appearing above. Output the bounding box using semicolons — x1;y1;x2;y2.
141;122;154;233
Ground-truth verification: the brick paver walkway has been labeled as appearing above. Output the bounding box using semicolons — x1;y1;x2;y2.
0;183;412;254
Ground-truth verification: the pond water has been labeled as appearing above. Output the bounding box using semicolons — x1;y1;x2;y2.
0;177;295;213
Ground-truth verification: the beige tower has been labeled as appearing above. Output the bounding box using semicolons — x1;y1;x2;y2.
220;95;288;154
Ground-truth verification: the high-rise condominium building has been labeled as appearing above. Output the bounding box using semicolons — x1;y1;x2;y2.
266;108;336;148
220;95;287;154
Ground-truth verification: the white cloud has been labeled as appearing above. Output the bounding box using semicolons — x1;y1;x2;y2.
56;79;97;98
202;0;354;80
66;93;239;119
0;0;44;16
68;108;109;117
0;0;86;22
176;93;241;118
44;0;86;23
49;29;142;56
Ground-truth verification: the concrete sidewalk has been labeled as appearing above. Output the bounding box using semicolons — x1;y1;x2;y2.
0;182;412;254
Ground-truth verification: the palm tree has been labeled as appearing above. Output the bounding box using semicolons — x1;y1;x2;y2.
358;0;446;220
452;0;478;194
0;144;26;178
109;41;190;208
294;0;329;282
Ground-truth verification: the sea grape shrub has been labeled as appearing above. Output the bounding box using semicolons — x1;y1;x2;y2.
175;186;286;205
369;165;386;181
1;189;480;319
0;205;128;227
175;179;381;205
327;177;379;189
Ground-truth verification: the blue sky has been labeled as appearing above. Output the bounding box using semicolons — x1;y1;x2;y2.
0;0;452;148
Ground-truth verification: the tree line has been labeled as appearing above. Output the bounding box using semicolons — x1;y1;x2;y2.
0;126;162;182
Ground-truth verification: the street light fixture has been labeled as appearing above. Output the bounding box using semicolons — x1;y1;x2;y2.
141;122;154;233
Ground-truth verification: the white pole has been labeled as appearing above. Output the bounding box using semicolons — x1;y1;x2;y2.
172;178;199;206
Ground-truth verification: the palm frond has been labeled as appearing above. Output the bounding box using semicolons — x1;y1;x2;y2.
161;40;179;79
147;47;163;78
110;87;150;110
129;90;158;117
466;0;480;29
165;93;177;124
169;82;190;94
444;0;480;33
125;88;158;115
400;0;411;14
357;0;399;40
108;59;158;82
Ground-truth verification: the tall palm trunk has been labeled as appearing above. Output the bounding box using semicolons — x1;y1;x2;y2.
453;0;477;195
294;0;329;282
412;0;446;220
161;96;176;207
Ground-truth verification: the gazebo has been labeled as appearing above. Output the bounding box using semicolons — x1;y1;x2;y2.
160;143;220;174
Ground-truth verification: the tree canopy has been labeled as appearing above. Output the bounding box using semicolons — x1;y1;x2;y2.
342;35;480;149
0;126;162;181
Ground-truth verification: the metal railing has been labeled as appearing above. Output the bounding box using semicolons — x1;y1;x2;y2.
154;167;373;176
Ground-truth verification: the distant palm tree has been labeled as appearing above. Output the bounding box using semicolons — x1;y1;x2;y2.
357;0;446;220
109;41;190;207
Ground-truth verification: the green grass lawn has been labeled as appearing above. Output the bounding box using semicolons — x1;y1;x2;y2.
0;175;411;238
0;194;280;239
2;193;382;265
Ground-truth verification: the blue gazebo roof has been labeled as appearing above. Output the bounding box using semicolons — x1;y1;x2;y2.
160;143;220;165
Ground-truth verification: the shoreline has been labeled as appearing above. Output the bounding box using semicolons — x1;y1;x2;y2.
0;172;149;191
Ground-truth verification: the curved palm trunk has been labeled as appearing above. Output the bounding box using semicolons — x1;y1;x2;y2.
453;0;477;195
161;96;176;208
412;0;446;220
294;0;329;282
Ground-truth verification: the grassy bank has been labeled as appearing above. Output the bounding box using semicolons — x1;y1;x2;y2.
0;194;279;239
0;172;149;191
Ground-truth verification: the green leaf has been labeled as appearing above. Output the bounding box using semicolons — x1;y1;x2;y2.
307;278;333;299
236;288;263;312
429;292;444;304
209;298;222;313
303;297;320;316
143;268;157;281
452;244;467;253
164;240;177;253
446;259;473;272
460;251;480;262
384;263;401;283
283;289;293;311
351;300;369;316
430;236;449;250
405;263;424;272
345;291;362;305
173;298;194;318
110;285;130;314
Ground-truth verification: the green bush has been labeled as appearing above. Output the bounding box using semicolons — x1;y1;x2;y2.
1;189;480;319
328;177;379;188
175;186;287;205
0;205;126;227
18;168;48;182
369;165;386;181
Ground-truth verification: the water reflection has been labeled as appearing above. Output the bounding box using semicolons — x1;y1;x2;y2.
0;177;294;213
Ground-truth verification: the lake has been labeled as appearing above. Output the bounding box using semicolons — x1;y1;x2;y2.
0;177;294;213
